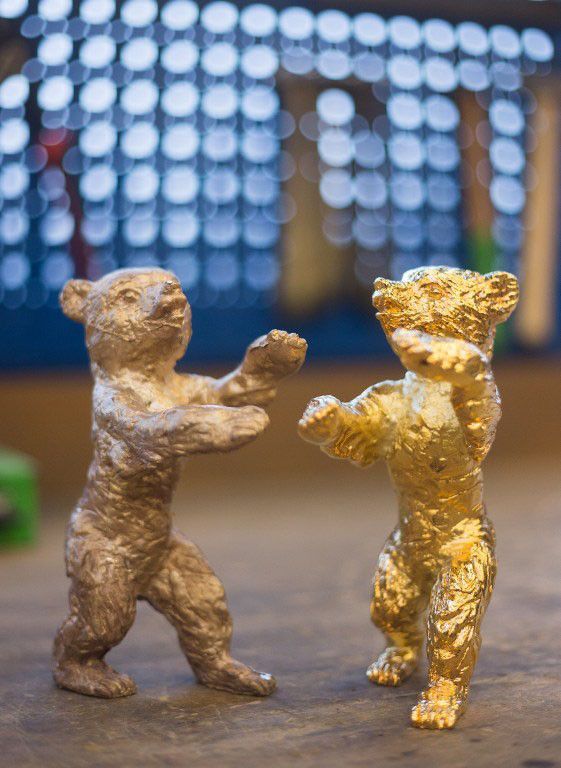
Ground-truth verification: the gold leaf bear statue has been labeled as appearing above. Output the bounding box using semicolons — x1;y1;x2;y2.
54;267;306;699
299;266;519;729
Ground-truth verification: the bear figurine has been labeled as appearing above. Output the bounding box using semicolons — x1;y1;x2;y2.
54;267;307;699
298;266;519;729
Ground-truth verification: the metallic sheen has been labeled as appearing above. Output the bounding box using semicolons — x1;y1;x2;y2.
53;267;307;699
299;266;519;729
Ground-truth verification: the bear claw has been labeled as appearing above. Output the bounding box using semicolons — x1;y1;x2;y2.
196;657;277;697
54;660;137;699
366;646;419;687
411;680;467;729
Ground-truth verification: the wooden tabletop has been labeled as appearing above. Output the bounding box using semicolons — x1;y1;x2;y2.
0;451;560;767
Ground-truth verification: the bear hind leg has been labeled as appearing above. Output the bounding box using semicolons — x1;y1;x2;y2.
411;542;495;730
53;549;137;699
367;538;431;687
143;533;276;697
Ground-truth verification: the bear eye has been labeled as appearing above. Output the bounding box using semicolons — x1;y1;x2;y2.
118;289;139;303
426;284;444;299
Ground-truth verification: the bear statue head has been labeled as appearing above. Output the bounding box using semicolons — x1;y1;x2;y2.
59;268;191;374
372;266;519;355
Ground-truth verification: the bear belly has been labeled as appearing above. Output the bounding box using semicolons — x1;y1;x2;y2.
386;420;485;547
73;451;180;570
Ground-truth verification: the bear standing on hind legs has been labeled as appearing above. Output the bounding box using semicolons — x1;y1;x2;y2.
299;266;519;729
54;267;307;699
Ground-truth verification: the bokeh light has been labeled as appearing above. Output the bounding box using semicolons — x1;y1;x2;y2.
0;3;556;313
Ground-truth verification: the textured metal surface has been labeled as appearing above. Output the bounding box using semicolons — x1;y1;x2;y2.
1;459;561;767
52;267;306;700
299;266;519;729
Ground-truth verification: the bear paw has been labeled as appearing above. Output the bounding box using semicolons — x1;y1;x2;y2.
54;660;137;699
197;657;276;697
411;679;468;729
298;396;342;444
366;646;419;687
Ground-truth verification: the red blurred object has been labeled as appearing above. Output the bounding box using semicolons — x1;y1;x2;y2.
39;127;71;167
38;127;91;279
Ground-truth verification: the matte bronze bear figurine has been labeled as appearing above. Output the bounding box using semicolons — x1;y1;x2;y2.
54;267;306;699
299;266;519;729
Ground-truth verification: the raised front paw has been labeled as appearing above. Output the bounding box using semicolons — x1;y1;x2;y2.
245;330;307;378
391;328;488;387
391;329;435;376
298;396;342;444
411;679;468;730
181;404;270;453
228;405;270;448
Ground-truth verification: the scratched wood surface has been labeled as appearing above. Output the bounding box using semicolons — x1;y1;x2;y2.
0;454;560;768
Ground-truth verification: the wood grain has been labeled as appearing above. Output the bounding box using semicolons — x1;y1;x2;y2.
0;454;560;766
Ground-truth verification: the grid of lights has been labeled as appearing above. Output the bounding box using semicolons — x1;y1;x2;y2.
0;0;556;310
299;14;554;284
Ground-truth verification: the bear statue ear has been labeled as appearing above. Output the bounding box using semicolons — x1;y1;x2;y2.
483;271;520;323
59;279;92;323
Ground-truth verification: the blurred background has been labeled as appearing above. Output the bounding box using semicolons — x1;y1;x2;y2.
0;3;560;761
0;0;560;508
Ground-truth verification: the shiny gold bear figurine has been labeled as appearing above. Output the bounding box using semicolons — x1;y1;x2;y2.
54;267;306;699
299;266;519;729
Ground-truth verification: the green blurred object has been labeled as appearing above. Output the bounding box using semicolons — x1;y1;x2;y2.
467;232;495;276
0;449;38;547
467;233;510;355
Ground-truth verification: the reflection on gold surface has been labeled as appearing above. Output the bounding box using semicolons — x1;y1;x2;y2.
300;265;519;729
